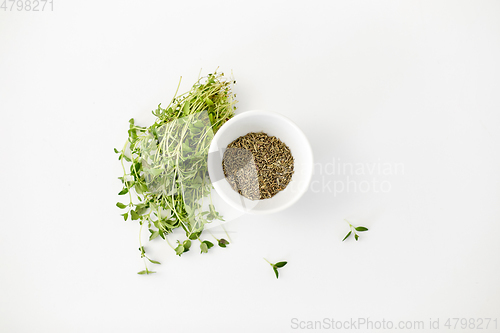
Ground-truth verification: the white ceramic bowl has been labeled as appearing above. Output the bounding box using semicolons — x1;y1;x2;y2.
207;110;313;215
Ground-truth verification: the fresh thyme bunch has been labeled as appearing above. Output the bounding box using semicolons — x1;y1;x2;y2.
115;72;237;274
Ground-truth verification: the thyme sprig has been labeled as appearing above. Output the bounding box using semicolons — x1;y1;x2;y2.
264;258;287;279
115;72;237;274
342;219;369;242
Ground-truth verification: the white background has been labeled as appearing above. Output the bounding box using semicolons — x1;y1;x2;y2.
1;1;500;332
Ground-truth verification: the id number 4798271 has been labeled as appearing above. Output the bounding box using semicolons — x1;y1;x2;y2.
1;0;53;11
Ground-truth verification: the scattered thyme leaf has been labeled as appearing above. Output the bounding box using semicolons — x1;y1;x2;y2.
200;242;208;253
147;258;161;265
203;240;214;249
218;238;229;248
342;230;352;242
183;240;192;251
175;245;185;256
149;230;160;241
130;210;139;221
200;240;214;253
116;202;127;209
137;269;156;275
274;261;287;268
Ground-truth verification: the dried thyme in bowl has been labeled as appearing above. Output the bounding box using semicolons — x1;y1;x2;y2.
222;132;294;200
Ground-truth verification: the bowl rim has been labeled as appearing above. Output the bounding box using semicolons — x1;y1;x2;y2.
208;110;313;215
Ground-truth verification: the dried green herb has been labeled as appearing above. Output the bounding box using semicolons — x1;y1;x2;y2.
115;72;236;274
222;132;294;200
342;219;369;242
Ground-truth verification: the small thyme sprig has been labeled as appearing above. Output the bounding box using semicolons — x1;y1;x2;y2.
342;219;369;242
264;258;287;279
